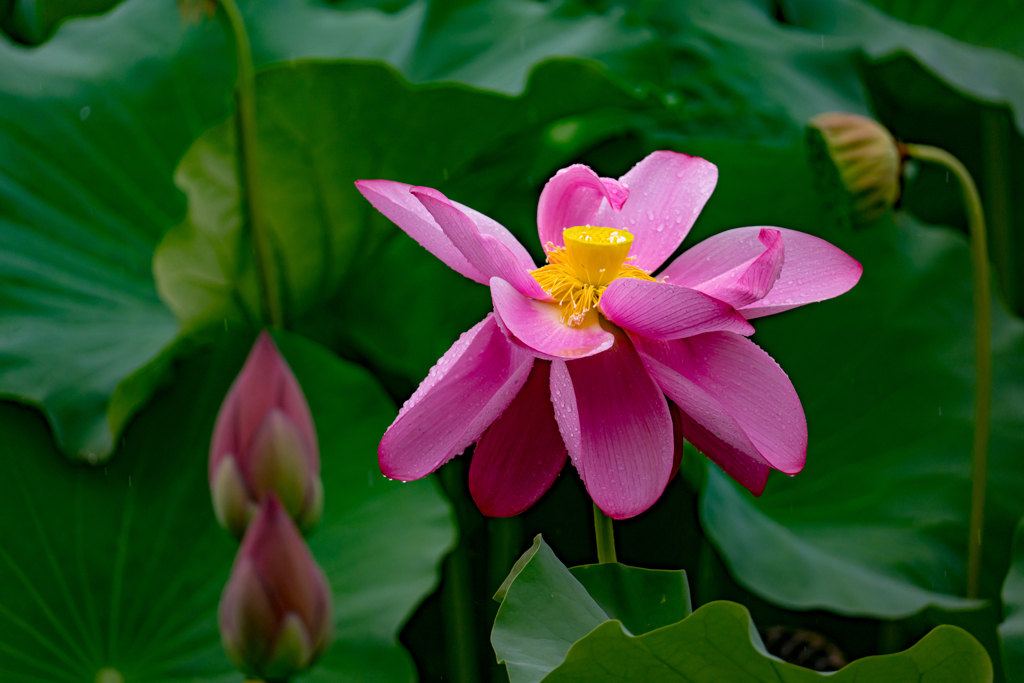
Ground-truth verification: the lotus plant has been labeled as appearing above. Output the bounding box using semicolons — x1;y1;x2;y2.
357;151;861;519
219;494;333;680
210;331;323;536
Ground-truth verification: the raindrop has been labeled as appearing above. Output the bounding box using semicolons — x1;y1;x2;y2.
79;106;91;120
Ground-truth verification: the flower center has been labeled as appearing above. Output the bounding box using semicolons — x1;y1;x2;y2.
531;226;655;327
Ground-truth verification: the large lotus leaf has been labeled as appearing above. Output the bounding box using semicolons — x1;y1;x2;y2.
244;0;661;96
781;0;1024;132
493;535;992;683
0;327;454;682
0;0;235;461
863;0;1024;60
492;536;690;683
544;606;991;682
999;519;1024;682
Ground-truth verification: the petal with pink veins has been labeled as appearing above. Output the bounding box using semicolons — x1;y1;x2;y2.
591;151;718;273
355;179;537;284
600;279;754;340
412;187;549;300
379;314;534;480
549;334;675;519
633;331;806;491
660;227;862;319
469;360;568;517
536;165;629;250
491;277;614;359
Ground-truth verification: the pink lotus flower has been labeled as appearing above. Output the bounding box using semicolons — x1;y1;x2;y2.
210;331;323;536
356;151;861;519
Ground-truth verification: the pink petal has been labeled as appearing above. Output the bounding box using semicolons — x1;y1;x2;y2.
412;187;549;300
490;277;614;359
634;335;773;494
469;360;568;517
599;279;754;340
634;331;806;480
549;334;674;519
591;151;718;273
662;228;785;308
660;227;862;319
378;314;534;480
536;165;629;250
355;179;537;284
356;179;484;283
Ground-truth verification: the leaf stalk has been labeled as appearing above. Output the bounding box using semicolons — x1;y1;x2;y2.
904;143;991;599
218;0;283;328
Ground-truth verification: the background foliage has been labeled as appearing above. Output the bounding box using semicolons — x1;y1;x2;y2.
2;0;1024;680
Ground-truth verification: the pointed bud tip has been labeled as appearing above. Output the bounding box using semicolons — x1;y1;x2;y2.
210;331;320;535
807;112;901;224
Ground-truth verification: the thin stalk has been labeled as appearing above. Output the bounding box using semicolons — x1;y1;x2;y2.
218;0;283;328
593;503;617;564
439;461;480;683
904;143;991;599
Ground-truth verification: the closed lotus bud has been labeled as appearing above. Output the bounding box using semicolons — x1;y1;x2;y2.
807;112;902;223
219;494;333;681
210;331;323;537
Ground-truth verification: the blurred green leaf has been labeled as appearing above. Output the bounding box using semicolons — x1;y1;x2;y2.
863;0;1024;60
999;519;1024;682
0;1;234;461
0;0;119;44
0;328;454;682
782;0;1024;132
492;535;689;683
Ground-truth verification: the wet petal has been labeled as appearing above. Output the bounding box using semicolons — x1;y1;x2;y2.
600;278;754;340
634;331;806;489
592;151;718;272
379;314;534;480
536;164;628;250
550;334;674;519
491;277;614;359
356;179;537;283
413;187;548;299
660;227;862;318
469;361;567;517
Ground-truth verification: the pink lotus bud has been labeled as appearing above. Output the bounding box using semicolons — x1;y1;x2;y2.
219;494;333;680
210;331;323;537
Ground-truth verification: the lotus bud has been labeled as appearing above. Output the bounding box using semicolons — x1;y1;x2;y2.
219;494;333;681
210;331;323;537
807;112;902;223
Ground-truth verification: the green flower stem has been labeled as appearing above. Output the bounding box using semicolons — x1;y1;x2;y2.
905;143;992;599
218;0;283;328
438;461;480;683
593;503;617;564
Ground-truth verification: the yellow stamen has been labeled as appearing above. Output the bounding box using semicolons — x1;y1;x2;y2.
531;226;655;327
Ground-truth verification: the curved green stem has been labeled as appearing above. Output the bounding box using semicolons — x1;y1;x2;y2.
904;143;991;599
593;503;617;564
218;0;283;328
